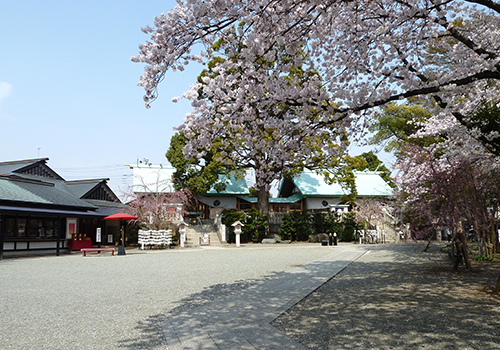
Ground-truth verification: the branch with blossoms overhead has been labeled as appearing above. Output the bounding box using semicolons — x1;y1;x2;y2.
132;0;500;154
172;36;349;216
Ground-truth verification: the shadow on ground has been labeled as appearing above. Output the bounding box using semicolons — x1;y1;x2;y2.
117;273;279;349
273;243;500;350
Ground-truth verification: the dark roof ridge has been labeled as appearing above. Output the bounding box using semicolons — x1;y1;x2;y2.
0;158;49;166
0;174;55;186
66;178;109;184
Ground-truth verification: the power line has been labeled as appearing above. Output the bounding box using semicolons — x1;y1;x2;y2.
57;164;126;172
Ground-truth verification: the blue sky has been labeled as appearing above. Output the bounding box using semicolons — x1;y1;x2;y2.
0;1;393;199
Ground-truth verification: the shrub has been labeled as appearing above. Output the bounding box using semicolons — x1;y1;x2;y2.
279;213;297;241
242;208;268;242
280;210;358;242
340;212;357;242
312;212;330;234
279;211;312;241
221;209;268;243
474;254;495;262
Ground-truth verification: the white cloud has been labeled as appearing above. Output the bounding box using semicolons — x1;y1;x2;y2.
0;81;12;103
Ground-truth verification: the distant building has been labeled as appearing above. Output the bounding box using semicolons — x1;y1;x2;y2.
278;169;394;211
197;174;250;219
0;158;125;258
126;163;396;238
126;163;394;222
127;162;251;219
128;162;176;194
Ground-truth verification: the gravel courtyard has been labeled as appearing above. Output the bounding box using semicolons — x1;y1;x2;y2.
0;244;333;350
2;243;500;350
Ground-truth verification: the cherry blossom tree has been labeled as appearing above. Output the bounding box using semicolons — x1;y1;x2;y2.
163;29;347;216
132;0;500;155
353;198;392;230
123;173;194;230
396;112;500;268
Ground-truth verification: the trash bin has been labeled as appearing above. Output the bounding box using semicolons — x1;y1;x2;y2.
321;240;328;246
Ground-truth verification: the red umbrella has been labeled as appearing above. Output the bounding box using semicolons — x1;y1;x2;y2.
103;212;138;255
103;212;138;221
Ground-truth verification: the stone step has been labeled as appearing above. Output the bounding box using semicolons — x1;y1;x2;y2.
185;227;225;247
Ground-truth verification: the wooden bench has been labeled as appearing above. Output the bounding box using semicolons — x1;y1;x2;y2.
81;248;115;256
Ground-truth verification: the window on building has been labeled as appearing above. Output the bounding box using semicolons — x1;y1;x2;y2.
28;218;44;237
290;203;302;211
46;219;55;238
239;202;254;211
17;218;27;237
5;218;15;237
3;217;61;239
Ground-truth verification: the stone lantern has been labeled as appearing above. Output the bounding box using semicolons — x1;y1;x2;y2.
232;221;244;247
178;221;188;248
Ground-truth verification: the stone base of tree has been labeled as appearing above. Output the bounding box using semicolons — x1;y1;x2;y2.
262;234;281;244
308;233;329;243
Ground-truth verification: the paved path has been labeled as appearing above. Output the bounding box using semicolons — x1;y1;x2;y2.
161;245;367;349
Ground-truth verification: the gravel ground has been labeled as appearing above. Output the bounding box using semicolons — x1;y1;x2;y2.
0;244;333;350
272;243;500;350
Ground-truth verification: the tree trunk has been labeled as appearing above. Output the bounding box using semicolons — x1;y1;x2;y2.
456;226;471;270
451;223;471;270
257;185;270;217
422;239;432;252
453;240;461;271
495;272;500;294
493;224;498;260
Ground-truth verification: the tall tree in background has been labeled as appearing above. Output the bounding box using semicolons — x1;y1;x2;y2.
368;104;432;158
166;131;232;195
328;151;395;204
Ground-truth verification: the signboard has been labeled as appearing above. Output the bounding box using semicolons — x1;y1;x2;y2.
96;228;101;243
66;218;77;239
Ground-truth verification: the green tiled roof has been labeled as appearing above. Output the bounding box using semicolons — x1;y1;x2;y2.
352;170;394;197
238;193;303;204
292;170;393;197
271;193;304;203
238;196;257;203
206;175;250;195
